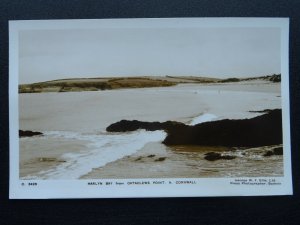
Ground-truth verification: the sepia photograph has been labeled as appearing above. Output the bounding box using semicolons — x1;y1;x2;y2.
9;18;292;198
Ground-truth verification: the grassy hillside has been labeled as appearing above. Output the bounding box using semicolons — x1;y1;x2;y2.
19;77;177;93
19;74;281;93
219;74;281;83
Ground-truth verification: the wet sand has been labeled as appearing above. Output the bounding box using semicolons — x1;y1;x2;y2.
82;142;283;179
20;137;89;178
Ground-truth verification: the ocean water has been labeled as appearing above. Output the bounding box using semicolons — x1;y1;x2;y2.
19;82;282;179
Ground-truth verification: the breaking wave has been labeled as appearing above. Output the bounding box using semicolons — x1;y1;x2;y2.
24;130;166;179
189;113;218;125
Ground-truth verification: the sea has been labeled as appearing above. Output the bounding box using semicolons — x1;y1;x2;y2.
19;82;283;179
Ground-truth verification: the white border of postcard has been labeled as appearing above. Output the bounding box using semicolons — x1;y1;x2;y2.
9;18;293;199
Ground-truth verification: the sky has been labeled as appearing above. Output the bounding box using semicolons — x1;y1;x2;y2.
19;26;281;84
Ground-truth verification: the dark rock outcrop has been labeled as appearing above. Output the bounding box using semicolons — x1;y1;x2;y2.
263;151;274;157
133;155;166;162
19;130;43;138
204;152;236;161
106;109;282;148
163;109;282;147
273;147;283;155
38;157;66;163
154;157;167;162
249;109;273;113
134;157;143;161
263;147;283;157
106;120;186;132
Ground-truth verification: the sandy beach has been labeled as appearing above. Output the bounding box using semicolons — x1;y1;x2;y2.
81;142;283;179
19;137;89;178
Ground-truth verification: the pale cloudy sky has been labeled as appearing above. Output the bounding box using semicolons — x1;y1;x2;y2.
19;26;281;84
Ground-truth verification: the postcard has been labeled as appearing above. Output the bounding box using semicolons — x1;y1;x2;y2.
9;18;292;198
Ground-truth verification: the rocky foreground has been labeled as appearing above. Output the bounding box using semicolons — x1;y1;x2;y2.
106;109;282;148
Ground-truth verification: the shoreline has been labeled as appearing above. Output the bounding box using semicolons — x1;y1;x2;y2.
19;108;283;179
19;81;283;179
82;142;283;179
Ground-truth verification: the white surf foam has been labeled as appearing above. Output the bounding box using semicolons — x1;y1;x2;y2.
189;113;218;125
25;130;166;179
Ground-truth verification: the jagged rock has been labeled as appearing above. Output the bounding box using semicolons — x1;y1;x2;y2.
263;151;274;157
249;109;273;113
19;130;43;138
204;152;236;161
163;109;282;147
38;157;66;163
263;147;283;157
273;147;283;155
106;109;282;148
106;120;186;132
204;152;222;161
134;157;143;161
154;157;166;162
